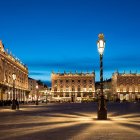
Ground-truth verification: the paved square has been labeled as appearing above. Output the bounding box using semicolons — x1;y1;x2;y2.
0;102;140;140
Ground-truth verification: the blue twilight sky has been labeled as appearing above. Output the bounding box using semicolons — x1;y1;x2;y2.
0;0;140;84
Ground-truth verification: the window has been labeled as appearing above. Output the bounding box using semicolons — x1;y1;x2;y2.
72;86;75;91
65;93;69;97
54;88;57;92
89;88;92;92
83;80;86;84
77;93;81;97
78;80;80;83
83;92;88;97
66;88;69;92
78;86;80;91
60;93;63;97
89;80;92;84
60;88;63;92
54;93;57;97
83;88;86;92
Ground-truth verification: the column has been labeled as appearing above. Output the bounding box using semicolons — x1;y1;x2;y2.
0;89;3;100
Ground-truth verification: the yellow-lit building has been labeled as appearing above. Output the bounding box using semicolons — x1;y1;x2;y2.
112;72;140;101
51;72;95;102
28;78;49;102
0;41;29;101
95;79;112;101
28;77;37;101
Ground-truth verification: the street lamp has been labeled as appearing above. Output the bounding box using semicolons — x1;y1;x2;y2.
36;85;39;105
97;33;107;120
11;73;16;109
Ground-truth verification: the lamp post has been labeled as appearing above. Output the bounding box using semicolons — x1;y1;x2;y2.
36;85;39;105
97;33;107;120
11;73;16;109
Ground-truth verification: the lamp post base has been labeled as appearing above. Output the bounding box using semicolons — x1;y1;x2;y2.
98;108;107;120
97;95;107;120
11;99;16;110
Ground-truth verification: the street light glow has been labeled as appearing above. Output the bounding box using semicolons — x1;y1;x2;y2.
97;34;105;55
36;85;38;89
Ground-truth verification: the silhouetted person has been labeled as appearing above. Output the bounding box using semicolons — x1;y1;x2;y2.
15;99;19;109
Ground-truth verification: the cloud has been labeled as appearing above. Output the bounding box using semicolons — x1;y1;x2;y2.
29;72;46;76
26;57;98;71
26;55;140;71
26;55;140;82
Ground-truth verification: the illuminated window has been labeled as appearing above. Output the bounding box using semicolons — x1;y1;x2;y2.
60;88;63;92
89;88;92;92
83;88;86;92
66;88;69;92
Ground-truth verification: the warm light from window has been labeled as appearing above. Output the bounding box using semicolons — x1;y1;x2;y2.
12;73;16;80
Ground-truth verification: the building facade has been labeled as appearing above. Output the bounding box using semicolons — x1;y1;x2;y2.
112;72;140;101
0;41;29;102
51;72;95;102
28;78;49;102
95;79;112;101
28;77;37;101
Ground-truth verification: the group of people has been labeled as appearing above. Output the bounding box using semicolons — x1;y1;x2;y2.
0;99;25;107
0;100;12;106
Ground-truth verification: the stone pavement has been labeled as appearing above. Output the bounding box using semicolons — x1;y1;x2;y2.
0;102;140;140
